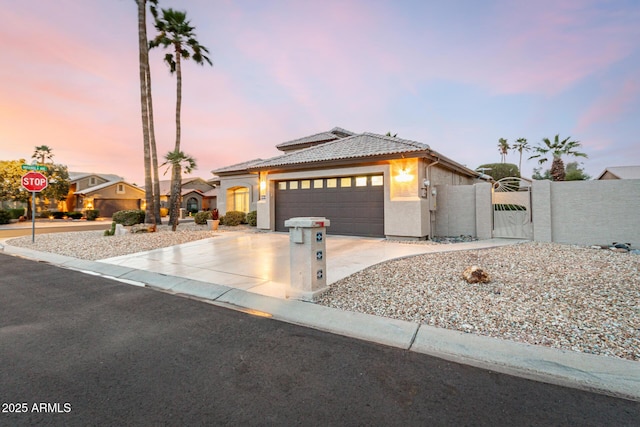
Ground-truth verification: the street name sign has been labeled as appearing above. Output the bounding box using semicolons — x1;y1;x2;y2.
21;164;48;171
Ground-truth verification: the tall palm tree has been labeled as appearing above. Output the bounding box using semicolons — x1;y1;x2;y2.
137;0;156;225
150;7;212;231
497;138;510;163
32;145;54;164
511;137;531;174
529;134;588;181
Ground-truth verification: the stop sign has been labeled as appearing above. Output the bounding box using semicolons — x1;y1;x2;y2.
21;172;48;192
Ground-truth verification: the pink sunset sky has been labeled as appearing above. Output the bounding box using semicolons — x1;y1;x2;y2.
1;0;639;184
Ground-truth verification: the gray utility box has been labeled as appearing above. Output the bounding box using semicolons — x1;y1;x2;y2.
284;217;331;301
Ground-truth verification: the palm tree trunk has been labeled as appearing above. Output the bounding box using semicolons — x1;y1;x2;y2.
551;157;566;181
146;55;162;225
137;0;155;225
169;46;183;231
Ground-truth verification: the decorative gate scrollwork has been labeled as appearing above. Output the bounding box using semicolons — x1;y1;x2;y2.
492;177;532;239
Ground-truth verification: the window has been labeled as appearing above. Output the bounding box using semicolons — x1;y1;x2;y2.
326;178;337;188
301;180;310;189
340;177;352;187
371;176;383;186
289;181;299;190
227;187;250;213
89;177;97;186
116;184;125;194
313;179;323;188
186;197;199;212
355;176;367;187
278;182;287;190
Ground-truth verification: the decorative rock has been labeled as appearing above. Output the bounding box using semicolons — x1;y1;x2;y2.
590;245;603;250
130;223;157;234
630;249;640;255
115;224;127;236
462;266;491;284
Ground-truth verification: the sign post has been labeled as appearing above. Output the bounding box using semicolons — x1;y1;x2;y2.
21;170;49;243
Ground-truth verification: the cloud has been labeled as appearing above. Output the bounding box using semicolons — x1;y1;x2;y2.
576;77;640;133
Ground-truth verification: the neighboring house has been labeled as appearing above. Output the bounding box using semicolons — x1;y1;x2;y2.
154;177;217;213
213;127;488;239
596;165;640;180
67;172;145;217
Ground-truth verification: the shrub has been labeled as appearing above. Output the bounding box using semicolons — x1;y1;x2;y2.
85;209;100;221
104;221;116;236
222;210;246;226
39;210;52;219
211;208;219;220
112;209;145;226
194;211;211;225
160;207;169;217
246;210;257;226
0;210;10;224
475;163;520;181
52;211;66;219
7;208;25;219
67;211;84;220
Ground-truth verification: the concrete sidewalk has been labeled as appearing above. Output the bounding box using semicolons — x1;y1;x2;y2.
1;233;638;402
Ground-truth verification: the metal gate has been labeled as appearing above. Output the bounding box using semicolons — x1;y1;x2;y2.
492;177;532;239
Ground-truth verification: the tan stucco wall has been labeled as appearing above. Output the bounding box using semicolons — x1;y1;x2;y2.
86;184;144;199
217;174;259;214
434;184;477;236
74;175;109;191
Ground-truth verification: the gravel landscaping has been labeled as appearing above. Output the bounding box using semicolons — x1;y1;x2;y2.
5;227;639;361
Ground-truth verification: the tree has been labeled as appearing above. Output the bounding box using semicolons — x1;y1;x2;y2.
40;163;70;206
137;0;161;225
385;132;398;137
529;134;588;181
497;138;510;163
150;7;212;231
511;137;531;173
32;145;54;164
0;160;29;206
533;162;590;181
476;163;520;181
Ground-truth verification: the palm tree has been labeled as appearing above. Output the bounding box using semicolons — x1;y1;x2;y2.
497;138;509;163
529;134;588;181
32;145;54;164
511;137;531;174
137;0;156;225
150;7;212;231
161;150;197;230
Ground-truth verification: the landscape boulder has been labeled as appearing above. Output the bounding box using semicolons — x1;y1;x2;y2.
462;266;491;284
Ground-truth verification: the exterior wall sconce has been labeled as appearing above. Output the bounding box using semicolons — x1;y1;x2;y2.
395;168;413;183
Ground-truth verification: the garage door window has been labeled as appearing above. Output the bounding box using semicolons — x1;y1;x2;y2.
355;176;367;187
327;178;337;188
314;179;323;188
289;181;298;190
301;180;311;189
278;182;287;190
372;176;383;186
340;177;351;187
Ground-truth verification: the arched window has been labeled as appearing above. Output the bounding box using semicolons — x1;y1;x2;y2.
186;197;199;213
227;187;249;212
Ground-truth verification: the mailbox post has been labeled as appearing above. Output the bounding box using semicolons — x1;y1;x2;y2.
284;217;330;301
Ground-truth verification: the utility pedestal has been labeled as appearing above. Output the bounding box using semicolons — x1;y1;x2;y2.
284;217;330;301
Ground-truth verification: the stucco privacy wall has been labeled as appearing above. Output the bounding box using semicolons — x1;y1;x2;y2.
434;183;492;238
533;179;640;247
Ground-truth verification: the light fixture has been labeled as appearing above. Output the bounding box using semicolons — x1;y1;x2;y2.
395;168;413;183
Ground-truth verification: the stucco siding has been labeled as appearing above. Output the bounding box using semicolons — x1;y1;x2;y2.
434;184;476;237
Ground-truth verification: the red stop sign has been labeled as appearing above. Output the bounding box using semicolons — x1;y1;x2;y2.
21;172;48;192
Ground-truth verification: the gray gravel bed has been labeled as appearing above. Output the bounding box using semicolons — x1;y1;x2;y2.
317;242;640;361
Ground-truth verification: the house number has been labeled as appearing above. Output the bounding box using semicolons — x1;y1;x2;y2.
317;270;323;279
316;251;323;260
316;232;323;242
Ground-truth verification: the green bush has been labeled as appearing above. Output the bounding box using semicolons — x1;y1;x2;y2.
7;208;25;219
194;211;212;225
104;221;116;236
85;209;100;221
246;210;257;226
475;163;520;181
67;211;84;219
0;210;11;224
52;211;66;219
112;209;145;226
222;210;246;226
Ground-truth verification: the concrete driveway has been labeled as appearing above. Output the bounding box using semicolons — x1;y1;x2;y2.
100;231;521;298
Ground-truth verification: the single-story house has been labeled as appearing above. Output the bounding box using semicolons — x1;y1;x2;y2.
213;127;488;239
68;172;145;217
155;177;217;213
596;165;640;180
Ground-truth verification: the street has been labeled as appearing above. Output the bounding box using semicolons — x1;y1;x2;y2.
1;253;638;425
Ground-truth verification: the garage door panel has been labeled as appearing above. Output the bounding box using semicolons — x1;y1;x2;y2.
275;175;384;237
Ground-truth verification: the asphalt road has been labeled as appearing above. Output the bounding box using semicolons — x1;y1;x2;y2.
1;253;638;426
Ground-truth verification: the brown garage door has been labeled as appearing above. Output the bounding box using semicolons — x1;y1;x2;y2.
94;199;141;218
275;175;384;237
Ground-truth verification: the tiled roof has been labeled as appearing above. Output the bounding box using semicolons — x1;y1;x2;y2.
275;127;355;150
75;180;138;195
69;172;123;183
251;133;430;169
597;165;640;179
212;158;265;174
